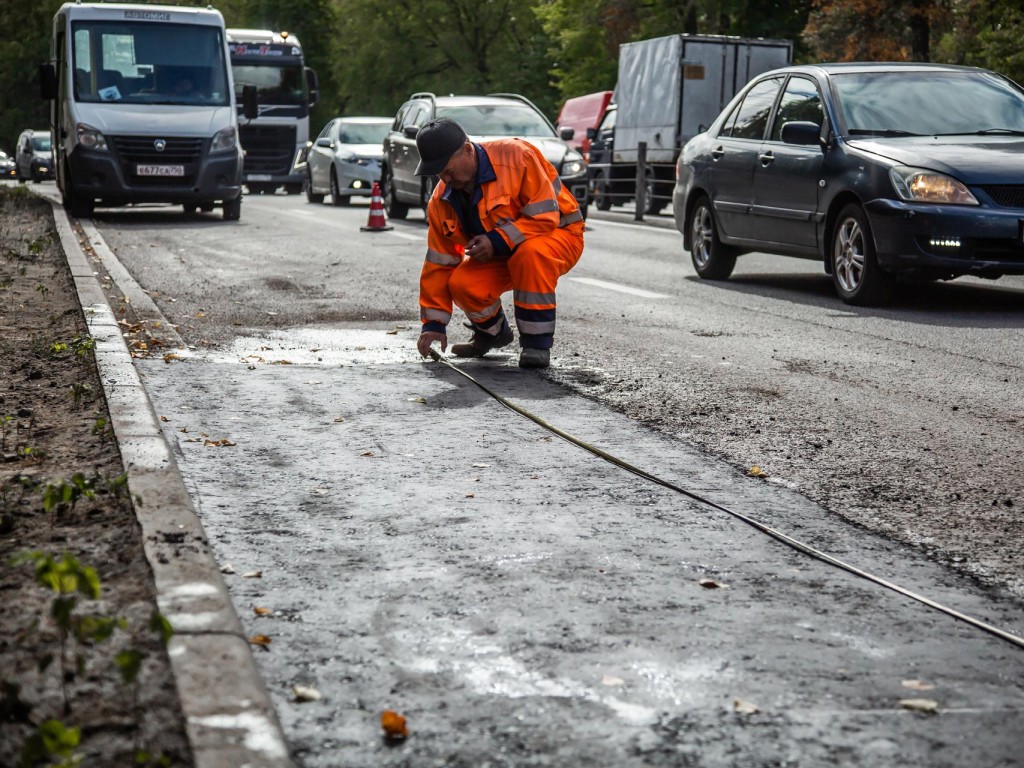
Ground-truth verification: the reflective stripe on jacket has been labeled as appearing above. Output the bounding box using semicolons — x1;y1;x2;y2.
419;139;582;328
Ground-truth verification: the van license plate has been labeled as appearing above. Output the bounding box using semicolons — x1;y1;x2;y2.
137;165;184;177
247;174;272;181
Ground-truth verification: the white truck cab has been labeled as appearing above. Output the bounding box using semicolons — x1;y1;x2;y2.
41;2;255;219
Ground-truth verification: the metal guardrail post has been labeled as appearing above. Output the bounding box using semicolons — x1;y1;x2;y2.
634;141;646;222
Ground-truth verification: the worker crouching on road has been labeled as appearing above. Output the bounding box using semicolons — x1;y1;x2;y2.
415;118;584;369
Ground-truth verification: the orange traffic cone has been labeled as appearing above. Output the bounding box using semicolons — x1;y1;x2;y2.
361;181;393;232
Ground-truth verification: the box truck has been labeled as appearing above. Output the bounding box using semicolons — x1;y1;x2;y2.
227;29;319;195
41;2;254;219
588;33;792;215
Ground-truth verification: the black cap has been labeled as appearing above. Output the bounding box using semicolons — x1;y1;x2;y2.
414;117;468;176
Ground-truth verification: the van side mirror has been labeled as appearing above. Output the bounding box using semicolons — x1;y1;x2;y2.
559;126;574;141
305;67;319;108
242;85;258;121
39;63;57;100
586;127;597;140
403;125;419;139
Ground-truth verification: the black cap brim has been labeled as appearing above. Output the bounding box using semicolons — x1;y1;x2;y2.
414;155;449;177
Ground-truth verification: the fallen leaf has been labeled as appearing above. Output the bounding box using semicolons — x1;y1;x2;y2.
360;451;375;457
204;439;237;447
733;698;760;715
699;578;729;589
747;465;768;478
471;463;491;468
253;607;273;616
333;417;345;423
386;329;399;335
160;415;169;422
293;684;322;702
219;563;236;574
899;698;939;713
381;710;408;739
901;679;935;691
465;493;475;498
248;634;272;648
195;311;205;318
163;353;182;363
242;570;262;579
408;397;427;404
601;675;625;686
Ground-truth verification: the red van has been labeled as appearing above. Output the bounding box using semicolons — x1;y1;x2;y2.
555;90;613;158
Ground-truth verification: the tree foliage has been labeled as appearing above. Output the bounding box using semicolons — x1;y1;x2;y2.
2;0;1023;154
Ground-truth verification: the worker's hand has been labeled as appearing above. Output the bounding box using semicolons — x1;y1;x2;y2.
418;331;447;358
464;235;495;263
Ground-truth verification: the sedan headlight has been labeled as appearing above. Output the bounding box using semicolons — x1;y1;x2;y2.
211;126;237;153
561;150;586;178
77;123;107;151
889;165;978;205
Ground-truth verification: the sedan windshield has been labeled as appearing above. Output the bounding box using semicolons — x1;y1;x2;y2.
834;71;1024;136
437;104;555;137
338;121;391;145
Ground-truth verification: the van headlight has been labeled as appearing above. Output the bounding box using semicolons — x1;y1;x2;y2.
889;166;978;205
211;126;237;153
77;123;107;151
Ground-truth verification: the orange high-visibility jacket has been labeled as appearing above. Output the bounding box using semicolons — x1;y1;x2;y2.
419;139;583;329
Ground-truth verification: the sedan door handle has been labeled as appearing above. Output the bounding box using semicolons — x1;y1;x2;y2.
711;145;725;160
758;151;775;166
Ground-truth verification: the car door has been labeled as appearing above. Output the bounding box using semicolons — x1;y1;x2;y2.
705;77;783;242
307;120;335;189
750;75;826;251
392;101;428;199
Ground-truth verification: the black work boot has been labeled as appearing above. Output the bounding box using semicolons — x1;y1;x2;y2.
518;348;550;369
451;324;514;358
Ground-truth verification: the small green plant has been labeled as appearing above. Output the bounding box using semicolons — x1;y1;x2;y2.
41;474;97;525
1;414;14;450
70;382;91;410
17;718;82;768
27;237;47;256
48;340;69;355
91;415;111;442
69;336;96;360
10;552;103;714
35;282;49;298
17;445;46;463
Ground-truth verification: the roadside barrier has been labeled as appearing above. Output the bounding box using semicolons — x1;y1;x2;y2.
427;348;1024;652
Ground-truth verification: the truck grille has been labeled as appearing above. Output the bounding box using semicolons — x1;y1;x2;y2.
109;135;205;186
239;125;296;175
981;185;1024;209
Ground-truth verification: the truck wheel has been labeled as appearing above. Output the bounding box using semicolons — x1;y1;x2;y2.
330;169;350;206
383;168;408;220
830;203;894;306
223;196;241;221
200;201;215;212
305;169;325;204
689;195;736;280
593;172;613;211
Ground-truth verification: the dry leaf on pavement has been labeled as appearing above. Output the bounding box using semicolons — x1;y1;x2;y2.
901;679;935;691
899;698;939;713
381;710;408;739
733;698;760;715
747;465;768;478
219;563;236;574
699;578;729;589
293;684;322;702
242;570;263;579
248;634;272;649
253;607;273;616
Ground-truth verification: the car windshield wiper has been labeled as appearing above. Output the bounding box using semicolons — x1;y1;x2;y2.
974;128;1024;135
847;128;921;137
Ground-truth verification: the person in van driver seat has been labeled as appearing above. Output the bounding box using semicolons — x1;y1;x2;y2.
415;118;585;369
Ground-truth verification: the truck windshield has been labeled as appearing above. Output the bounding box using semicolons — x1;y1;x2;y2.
71;21;229;106
232;64;308;106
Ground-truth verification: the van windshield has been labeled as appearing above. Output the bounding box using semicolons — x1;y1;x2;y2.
72;21;229;106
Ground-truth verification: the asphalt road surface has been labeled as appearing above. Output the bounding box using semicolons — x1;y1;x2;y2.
36;184;1024;766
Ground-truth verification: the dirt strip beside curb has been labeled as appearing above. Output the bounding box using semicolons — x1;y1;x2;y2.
50;203;295;768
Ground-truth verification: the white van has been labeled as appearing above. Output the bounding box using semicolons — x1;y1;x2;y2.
41;3;255;219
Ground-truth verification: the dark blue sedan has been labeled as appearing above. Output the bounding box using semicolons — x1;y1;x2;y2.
673;63;1024;304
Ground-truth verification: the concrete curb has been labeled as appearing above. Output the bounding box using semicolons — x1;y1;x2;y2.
49;202;295;768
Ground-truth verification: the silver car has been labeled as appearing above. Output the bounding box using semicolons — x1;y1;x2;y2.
306;116;391;205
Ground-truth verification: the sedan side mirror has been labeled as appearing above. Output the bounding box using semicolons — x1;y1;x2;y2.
403;124;420;139
780;121;824;147
315;137;333;148
559;126;574;141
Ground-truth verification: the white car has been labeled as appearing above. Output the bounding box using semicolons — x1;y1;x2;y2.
305;116;391;205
